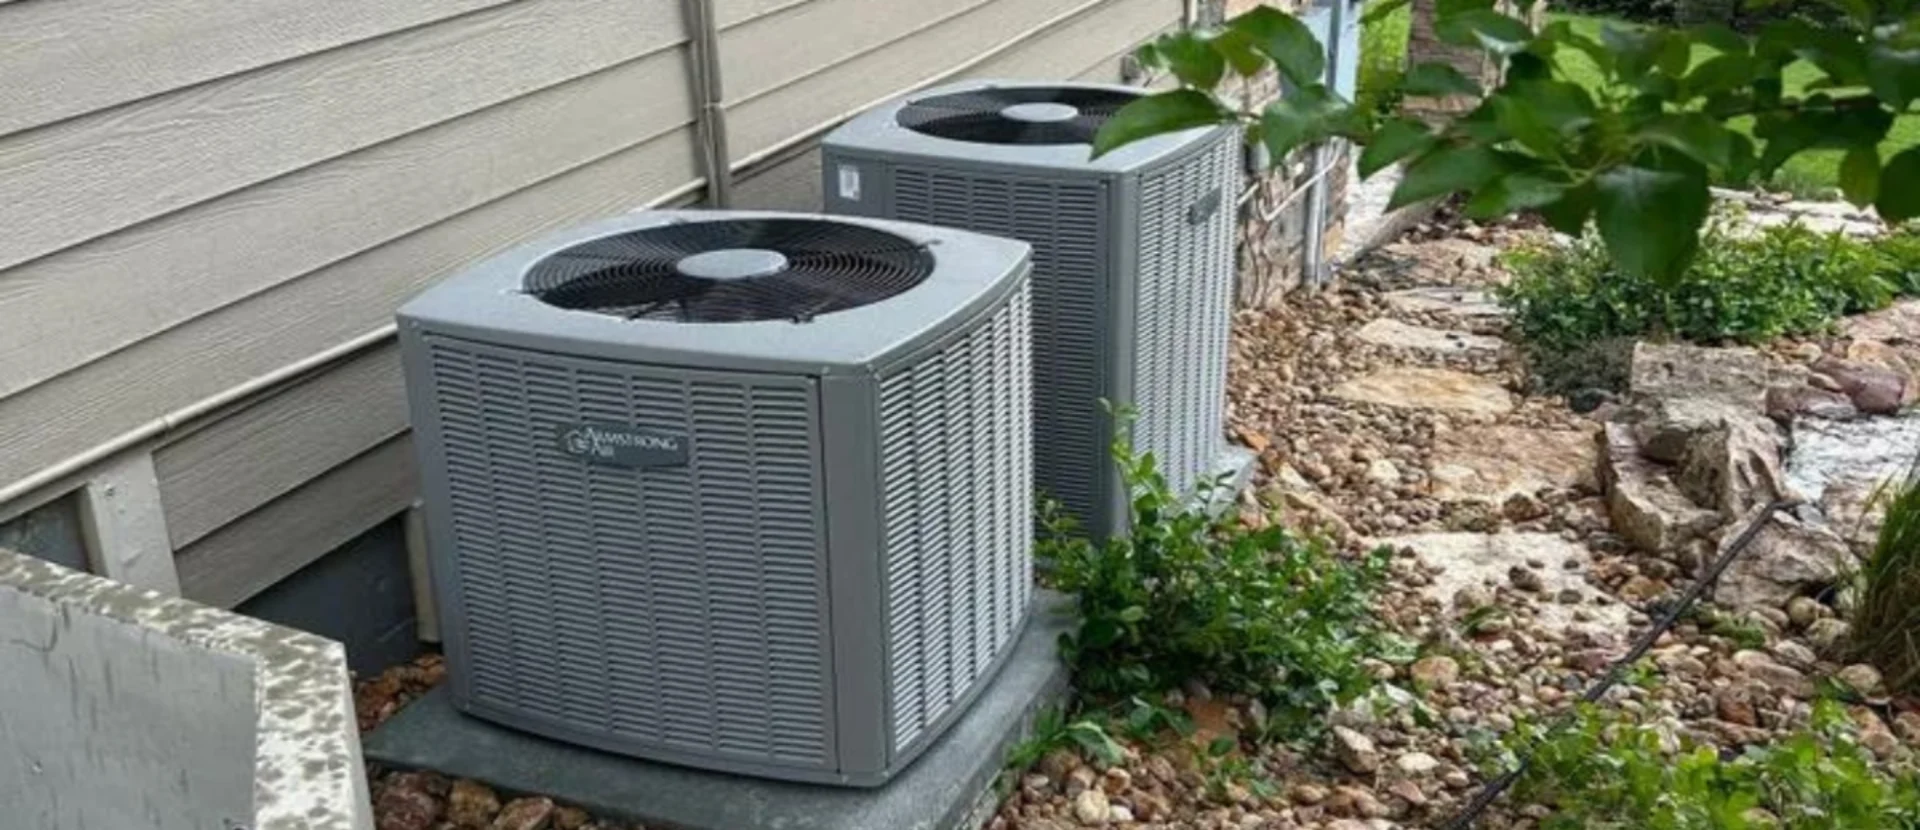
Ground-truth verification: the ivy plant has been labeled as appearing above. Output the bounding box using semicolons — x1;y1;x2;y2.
1097;0;1920;281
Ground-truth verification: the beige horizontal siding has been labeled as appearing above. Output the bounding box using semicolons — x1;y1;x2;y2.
4;0;1178;606
724;0;1132;162
0;130;702;489
976;0;1175;80
0;0;684;275
0;0;514;135
173;435;419;609
716;0;815;28
154;345;409;549
0;48;694;399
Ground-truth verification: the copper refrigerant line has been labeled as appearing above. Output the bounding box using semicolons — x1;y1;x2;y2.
1439;498;1795;830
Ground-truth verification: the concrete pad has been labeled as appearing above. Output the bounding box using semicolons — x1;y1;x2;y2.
0;548;371;830
1331;367;1515;415
363;594;1073;830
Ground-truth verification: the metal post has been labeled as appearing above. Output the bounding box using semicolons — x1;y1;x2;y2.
680;0;733;207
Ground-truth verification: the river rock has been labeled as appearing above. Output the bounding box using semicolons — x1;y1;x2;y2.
1814;355;1907;415
1713;507;1848;613
1600;424;1722;554
1764;384;1858;421
1675;415;1788;517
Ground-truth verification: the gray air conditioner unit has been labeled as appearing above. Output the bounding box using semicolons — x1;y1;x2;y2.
397;210;1034;786
821;80;1252;539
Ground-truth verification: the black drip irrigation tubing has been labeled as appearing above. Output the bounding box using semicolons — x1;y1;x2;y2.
1437;498;1795;830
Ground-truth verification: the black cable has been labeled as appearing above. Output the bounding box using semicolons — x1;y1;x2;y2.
1438;498;1794;829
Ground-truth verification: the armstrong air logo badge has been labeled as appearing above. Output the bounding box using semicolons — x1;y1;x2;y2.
555;422;688;468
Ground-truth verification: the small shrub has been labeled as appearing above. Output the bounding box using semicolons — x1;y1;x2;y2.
1039;427;1393;740
1850;456;1920;697
1500;219;1907;391
1499;701;1920;829
1356;0;1410;118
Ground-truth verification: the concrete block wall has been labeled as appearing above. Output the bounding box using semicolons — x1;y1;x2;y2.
0;548;372;830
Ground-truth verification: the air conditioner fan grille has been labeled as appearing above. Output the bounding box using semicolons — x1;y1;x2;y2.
523;218;935;323
896;87;1138;145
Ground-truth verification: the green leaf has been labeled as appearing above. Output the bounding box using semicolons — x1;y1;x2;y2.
1437;9;1532;54
1687;23;1749;56
1229;6;1326;87
1685;54;1755;99
1636;113;1735;169
1759;19;1869;85
1593;161;1710;281
1207;736;1237;757
1387;144;1505;210
1868;44;1920;109
1092;90;1228;158
1491;80;1596;156
1132;41;1165;71
1157;30;1227;89
1358;117;1435;178
1260;85;1349;159
1211;28;1270;77
1876;147;1920;222
1362;0;1411;24
1464;173;1567;219
1118;605;1148;623
1538;181;1596;235
1066;721;1126;765
1840;145;1880;207
1401;62;1483;97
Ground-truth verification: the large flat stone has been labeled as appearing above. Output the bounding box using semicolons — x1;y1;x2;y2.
1629;342;1772;412
1354;318;1506;354
1429;425;1598;502
1331;367;1514;414
1381;286;1507;321
363;594;1073;830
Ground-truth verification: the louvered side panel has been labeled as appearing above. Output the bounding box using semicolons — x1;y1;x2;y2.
891;167;1107;533
422;337;834;770
1130;134;1238;500
876;284;1033;752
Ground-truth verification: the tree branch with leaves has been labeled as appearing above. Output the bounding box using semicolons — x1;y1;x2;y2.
1096;0;1920;280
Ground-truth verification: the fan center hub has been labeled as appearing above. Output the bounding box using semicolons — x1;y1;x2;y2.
674;248;791;281
999;102;1080;123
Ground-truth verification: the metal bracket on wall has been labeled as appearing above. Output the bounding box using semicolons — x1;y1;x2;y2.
76;452;181;596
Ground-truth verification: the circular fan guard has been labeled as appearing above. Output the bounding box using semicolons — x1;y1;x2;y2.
523;218;935;323
896;86;1140;145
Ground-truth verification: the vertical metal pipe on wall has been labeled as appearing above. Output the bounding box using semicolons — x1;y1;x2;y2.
681;0;734;207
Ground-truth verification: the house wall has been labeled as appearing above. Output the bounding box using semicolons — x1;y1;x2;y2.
0;0;1181;657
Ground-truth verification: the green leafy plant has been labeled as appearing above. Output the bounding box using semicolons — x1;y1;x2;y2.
1099;1;1920;281
1497;218;1909;389
1501;701;1920;828
1002;706;1128;775
1694;605;1771;650
1039;423;1394;740
1849;455;1920;697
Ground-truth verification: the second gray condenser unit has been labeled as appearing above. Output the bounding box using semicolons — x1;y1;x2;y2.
822;79;1251;538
